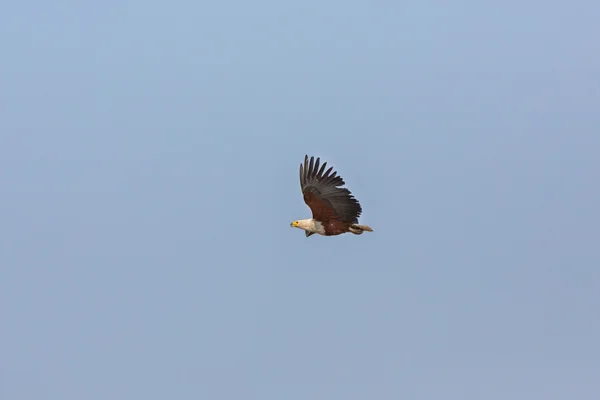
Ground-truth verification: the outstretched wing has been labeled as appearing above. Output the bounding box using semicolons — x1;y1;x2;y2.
299;155;362;223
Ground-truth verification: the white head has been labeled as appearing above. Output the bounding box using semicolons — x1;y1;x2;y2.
290;218;325;236
290;218;314;231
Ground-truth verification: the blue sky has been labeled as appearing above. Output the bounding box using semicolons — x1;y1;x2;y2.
1;1;599;399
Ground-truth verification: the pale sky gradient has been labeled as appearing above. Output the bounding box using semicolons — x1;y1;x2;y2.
1;1;599;399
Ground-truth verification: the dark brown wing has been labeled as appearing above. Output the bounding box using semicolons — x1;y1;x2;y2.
299;155;362;223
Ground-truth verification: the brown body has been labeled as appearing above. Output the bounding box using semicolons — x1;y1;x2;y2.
322;220;355;236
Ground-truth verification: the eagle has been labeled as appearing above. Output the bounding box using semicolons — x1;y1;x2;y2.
290;155;373;237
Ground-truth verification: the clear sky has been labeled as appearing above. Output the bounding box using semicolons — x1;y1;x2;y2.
1;1;599;399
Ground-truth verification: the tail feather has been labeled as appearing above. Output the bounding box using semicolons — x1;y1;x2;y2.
349;224;373;234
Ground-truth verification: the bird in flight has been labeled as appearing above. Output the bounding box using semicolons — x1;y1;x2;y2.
291;155;373;237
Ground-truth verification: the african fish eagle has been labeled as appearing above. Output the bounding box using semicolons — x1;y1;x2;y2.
290;155;373;237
